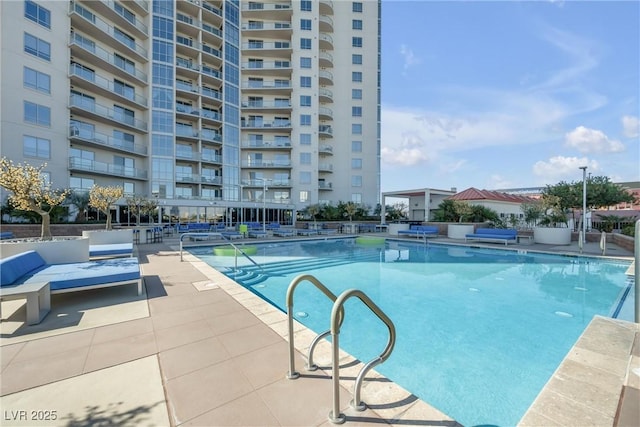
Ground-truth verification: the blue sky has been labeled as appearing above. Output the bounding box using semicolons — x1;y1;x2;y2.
380;0;640;193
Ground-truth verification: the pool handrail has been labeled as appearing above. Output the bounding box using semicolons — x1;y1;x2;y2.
329;289;396;424
179;232;263;272
285;274;345;379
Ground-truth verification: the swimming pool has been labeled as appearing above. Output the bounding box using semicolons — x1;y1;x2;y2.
187;239;633;426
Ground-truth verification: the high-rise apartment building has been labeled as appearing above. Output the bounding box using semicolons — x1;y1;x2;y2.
1;0;381;225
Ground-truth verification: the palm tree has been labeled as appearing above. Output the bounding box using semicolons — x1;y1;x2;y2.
67;191;90;222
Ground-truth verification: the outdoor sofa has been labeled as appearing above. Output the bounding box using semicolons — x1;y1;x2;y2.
1;231;14;240
0;250;142;325
397;225;439;239
465;228;517;245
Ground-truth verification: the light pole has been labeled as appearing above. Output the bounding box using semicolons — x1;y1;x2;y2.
579;166;587;253
256;177;268;233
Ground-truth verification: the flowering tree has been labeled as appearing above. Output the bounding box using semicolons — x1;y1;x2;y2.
89;185;123;230
0;157;69;240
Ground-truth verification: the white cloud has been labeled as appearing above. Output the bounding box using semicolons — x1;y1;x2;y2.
488;174;514;189
622;115;639;138
564;126;625;153
532;156;599;180
380;129;430;166
399;44;420;73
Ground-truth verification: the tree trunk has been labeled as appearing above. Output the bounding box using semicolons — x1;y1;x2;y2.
40;212;52;240
105;211;112;230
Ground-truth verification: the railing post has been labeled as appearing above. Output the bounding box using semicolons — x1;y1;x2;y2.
635;220;639;323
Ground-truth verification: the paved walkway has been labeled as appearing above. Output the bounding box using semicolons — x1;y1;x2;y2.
0;232;637;426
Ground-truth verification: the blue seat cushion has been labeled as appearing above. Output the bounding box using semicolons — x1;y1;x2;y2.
18;258;140;291
89;243;134;257
0;250;47;287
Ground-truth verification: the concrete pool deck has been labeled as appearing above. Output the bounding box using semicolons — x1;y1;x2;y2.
0;232;637;426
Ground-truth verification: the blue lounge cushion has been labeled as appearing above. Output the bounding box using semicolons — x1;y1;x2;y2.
0;250;47;287
19;258;141;291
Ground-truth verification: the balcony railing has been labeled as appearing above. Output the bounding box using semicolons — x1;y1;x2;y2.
186;0;222;17
70;2;148;59
319;125;333;135
175;126;198;138
176;13;222;37
175;81;222;100
242;80;292;89
318;181;333;189
176;36;222;59
201;129;222;143
69;94;147;131
69;156;147;179
242;21;291;30
69;64;147;106
241;120;291;129
242;139;292;148
242;41;291;50
319;163;334;172
70;32;147;82
69;126;147;155
176;58;221;80
241;160;292;168
242;2;292;12
242;60;291;70
241;100;291;108
97;0;148;34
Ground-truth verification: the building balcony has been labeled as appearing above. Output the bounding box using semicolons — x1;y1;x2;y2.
319;125;333;137
69;94;147;132
70;1;148;62
69;126;147;155
242;79;292;94
241;120;292;130
319;106;333;120
319;70;333;86
176;12;222;42
201;175;222;185
319;33;333;51
319;15;333;33
318;181;333;190
129;0;148;15
241;100;291;111
319;51;333;68
319;0;334;15
176;59;222;84
241;160;292;169
242;178;291;188
69;32;147;85
175;126;199;140
87;0;149;38
175;80;222;104
69;64;147;108
69;157;147;180
176;35;222;65
318;163;334;173
319;144;333;155
241;139;292;149
241;60;292;77
241;21;292;38
319;88;333;104
201;129;223;144
241;41;292;58
241;2;292;20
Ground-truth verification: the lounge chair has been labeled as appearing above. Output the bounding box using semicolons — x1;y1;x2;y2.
465;228;517;245
220;231;243;240
297;229;318;236
1;250;142;325
273;229;296;237
397;225;439;239
248;230;268;238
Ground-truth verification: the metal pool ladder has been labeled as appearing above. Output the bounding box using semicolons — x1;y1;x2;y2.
285;274;396;424
179;232;262;271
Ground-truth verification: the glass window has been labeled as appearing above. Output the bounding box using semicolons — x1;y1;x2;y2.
115;53;135;74
299;191;309;203
123;182;134;195
300;114;311;126
352;54;362;65
23;101;50;126
114;3;135;25
352;141;362;152
23;135;50;159
114;79;135;101
152;86;173;109
300;19;311;30
301;0;312;11
70;177;94;191
300;57;311;68
300;172;311;185
352;89;362;99
153;0;174;17
152;111;172;132
300;38;312;50
300;133;311;145
352;106;362;117
352;193;362;203
300;95;311;107
351;158;362;169
352;19;363;30
153;63;173;86
300;152;311;164
352;37;362;48
353;2;363;13
153;39;173;63
352;124;362;135
25;0;50;28
152;134;173;156
153;16;174;40
114;28;135;50
23;67;50;94
352;71;362;82
24;33;50;61
300;76;311;87
352;176;362;187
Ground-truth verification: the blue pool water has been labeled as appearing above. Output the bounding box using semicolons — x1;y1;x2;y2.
187;239;633;426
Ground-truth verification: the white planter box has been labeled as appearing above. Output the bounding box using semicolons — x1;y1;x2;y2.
447;224;475;239
533;227;572;245
0;237;90;263
388;223;409;236
82;229;133;244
